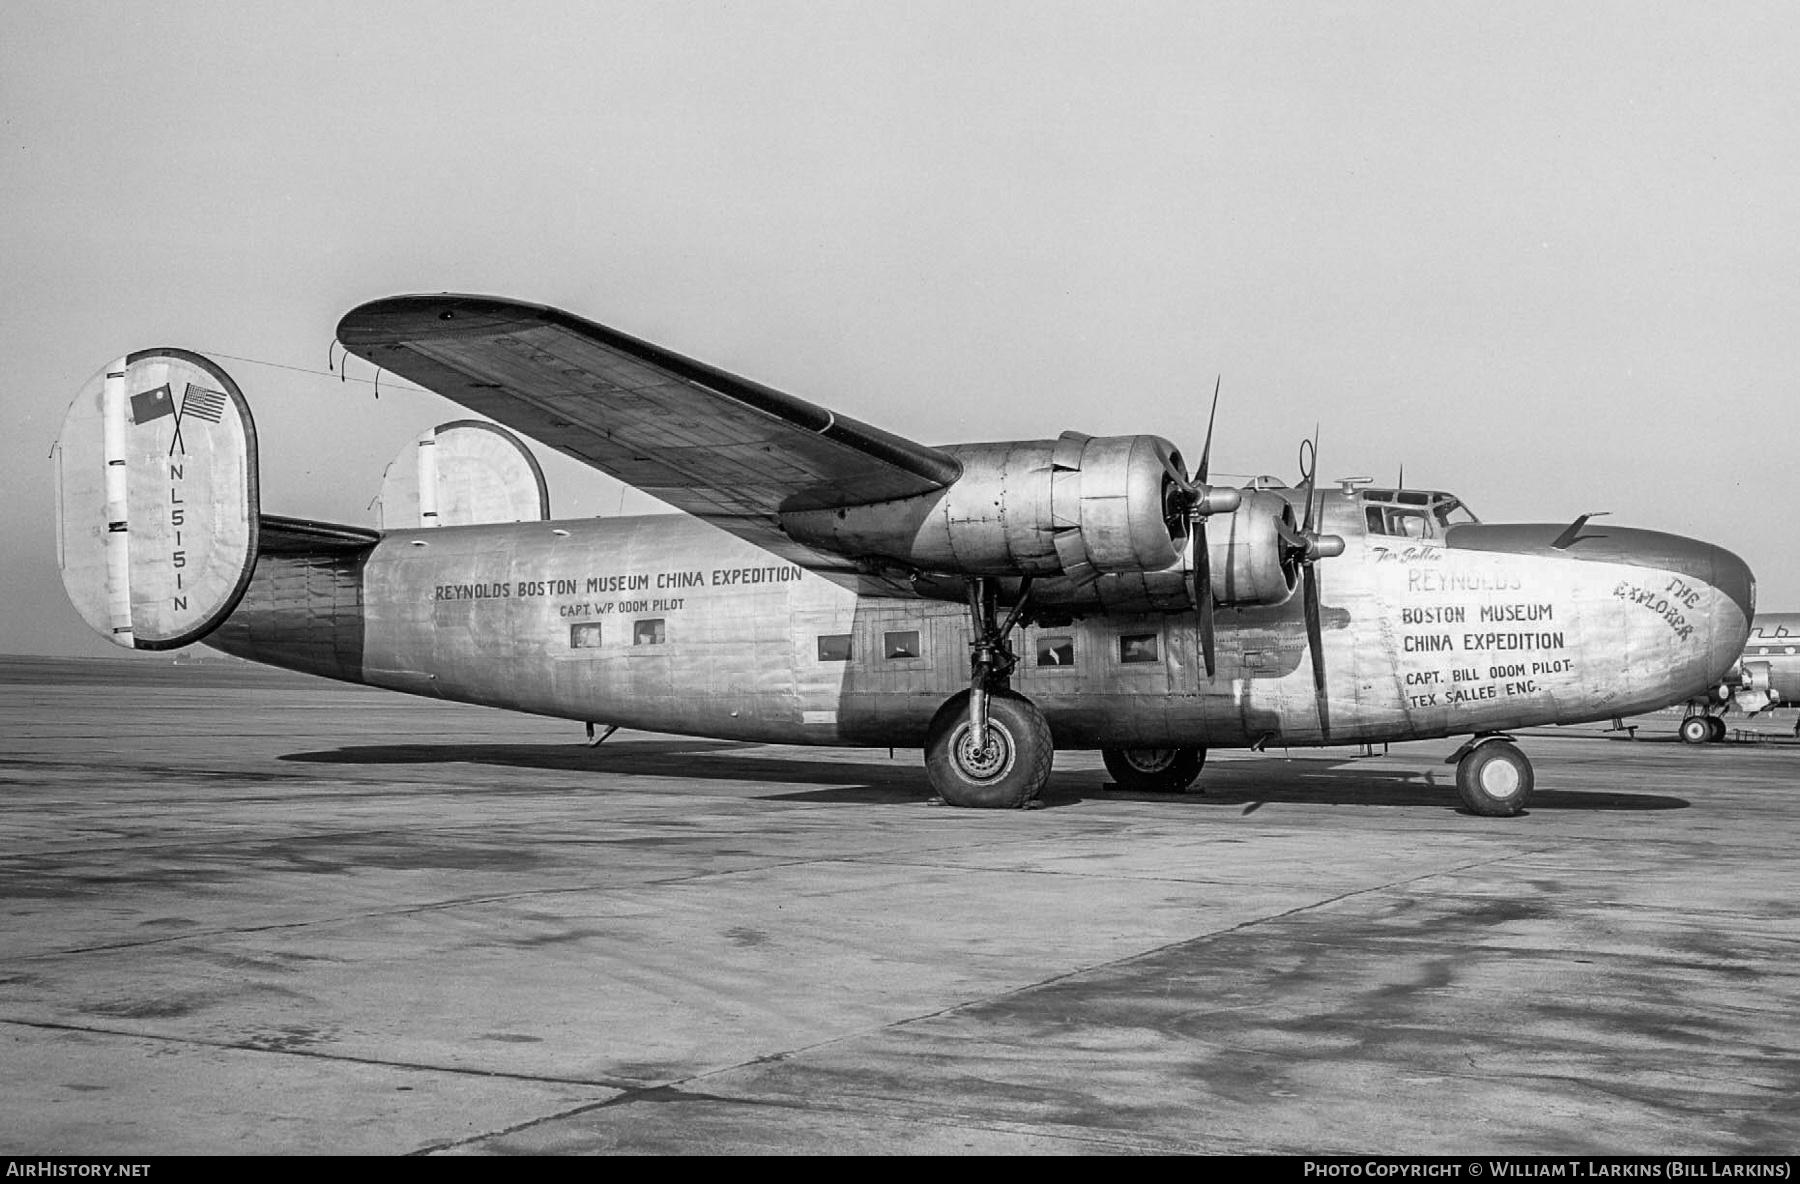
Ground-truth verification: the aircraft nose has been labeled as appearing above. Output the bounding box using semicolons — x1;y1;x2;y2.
1705;545;1756;632
1641;534;1756;684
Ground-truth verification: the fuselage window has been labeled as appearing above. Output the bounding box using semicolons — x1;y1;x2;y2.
817;634;852;662
1037;636;1074;667
570;622;603;649
633;618;666;646
1120;633;1159;664
884;630;921;659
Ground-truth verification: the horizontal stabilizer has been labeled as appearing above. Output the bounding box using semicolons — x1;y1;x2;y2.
55;350;259;649
259;514;380;555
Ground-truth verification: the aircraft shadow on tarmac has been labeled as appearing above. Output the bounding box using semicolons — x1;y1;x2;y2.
281;742;1690;813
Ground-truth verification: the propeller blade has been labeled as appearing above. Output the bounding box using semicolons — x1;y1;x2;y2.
1298;430;1320;536
1197;375;1221;484
1303;562;1330;740
1158;446;1196;496
1196;522;1216;677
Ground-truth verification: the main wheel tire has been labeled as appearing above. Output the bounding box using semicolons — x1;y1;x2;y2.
1455;741;1534;817
1708;716;1729;742
924;689;1054;808
1679;715;1713;745
1101;746;1206;793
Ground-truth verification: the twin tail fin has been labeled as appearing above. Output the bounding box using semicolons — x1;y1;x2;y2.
54;350;259;649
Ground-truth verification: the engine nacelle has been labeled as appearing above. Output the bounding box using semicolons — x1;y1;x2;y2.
779;431;1186;579
1206;488;1301;607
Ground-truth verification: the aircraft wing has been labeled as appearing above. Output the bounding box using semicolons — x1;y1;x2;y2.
336;294;961;590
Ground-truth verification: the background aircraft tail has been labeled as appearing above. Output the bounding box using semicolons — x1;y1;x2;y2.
53;350;260;649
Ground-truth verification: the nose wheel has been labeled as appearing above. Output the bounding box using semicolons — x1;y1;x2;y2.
1448;736;1535;817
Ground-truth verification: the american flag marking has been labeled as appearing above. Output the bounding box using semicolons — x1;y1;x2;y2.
180;385;228;424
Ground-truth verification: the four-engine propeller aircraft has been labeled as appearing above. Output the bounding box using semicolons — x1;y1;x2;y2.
1678;612;1800;742
53;295;1756;815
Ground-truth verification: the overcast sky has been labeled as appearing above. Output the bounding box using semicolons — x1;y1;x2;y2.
4;1;1795;657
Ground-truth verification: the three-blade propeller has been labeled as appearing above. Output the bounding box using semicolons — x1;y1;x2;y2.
1275;433;1345;738
1160;378;1240;677
1168;395;1344;739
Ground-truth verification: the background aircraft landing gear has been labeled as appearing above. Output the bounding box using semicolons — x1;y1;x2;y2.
1709;716;1729;742
1449;737;1534;817
925;689;1053;808
1102;746;1206;793
1679;714;1715;745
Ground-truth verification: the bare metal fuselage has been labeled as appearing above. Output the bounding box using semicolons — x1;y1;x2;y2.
208;507;1752;752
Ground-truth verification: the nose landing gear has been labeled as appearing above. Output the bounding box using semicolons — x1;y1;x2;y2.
1446;734;1535;817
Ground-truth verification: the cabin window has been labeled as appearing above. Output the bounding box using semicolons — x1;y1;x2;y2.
570;623;603;649
1120;633;1159;664
884;630;921;659
817;634;852;662
633;618;666;646
1037;635;1075;667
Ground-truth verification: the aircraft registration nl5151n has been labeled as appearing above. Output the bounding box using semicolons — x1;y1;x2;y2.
52;295;1755;814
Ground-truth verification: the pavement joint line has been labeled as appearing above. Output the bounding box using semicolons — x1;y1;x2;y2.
407;844;1568;1152
413;842;1582;1154
407;1076;1186;1156
0;1015;636;1090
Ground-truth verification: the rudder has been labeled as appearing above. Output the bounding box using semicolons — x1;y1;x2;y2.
54;350;259;649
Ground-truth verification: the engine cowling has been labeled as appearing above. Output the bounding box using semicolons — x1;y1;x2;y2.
1206;488;1301;607
779;431;1187;579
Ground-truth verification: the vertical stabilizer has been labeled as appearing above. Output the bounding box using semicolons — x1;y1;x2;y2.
376;419;549;528
54;350;259;649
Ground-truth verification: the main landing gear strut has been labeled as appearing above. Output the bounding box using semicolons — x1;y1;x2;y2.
924;577;1054;808
1445;734;1536;816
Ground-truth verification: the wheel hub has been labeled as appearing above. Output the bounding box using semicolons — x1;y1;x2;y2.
1481;758;1521;797
954;724;1013;782
1124;748;1177;773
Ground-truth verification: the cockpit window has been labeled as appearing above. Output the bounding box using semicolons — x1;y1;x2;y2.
1358;489;1478;538
1435;500;1478;528
1392;511;1431;538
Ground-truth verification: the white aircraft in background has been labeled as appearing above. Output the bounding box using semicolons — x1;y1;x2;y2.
1678;612;1800;742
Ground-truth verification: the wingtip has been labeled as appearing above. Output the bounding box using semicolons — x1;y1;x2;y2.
336;293;553;346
